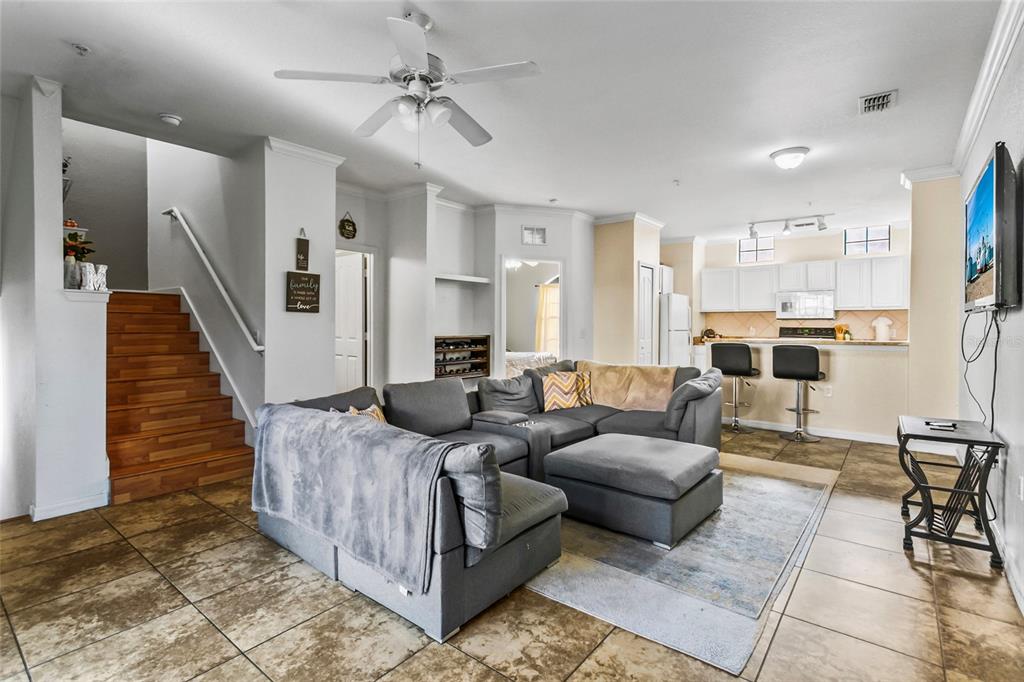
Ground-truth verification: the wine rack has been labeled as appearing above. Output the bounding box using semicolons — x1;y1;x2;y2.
434;335;491;379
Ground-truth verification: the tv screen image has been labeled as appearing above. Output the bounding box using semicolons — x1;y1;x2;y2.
965;158;996;307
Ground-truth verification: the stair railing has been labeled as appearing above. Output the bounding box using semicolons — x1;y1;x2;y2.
161;207;265;355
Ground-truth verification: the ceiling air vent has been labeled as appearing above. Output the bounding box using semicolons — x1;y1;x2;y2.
859;89;898;114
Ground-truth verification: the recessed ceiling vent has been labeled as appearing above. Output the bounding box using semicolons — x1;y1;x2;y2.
859;89;898;114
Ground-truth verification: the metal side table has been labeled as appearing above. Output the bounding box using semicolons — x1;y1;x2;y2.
897;416;1005;569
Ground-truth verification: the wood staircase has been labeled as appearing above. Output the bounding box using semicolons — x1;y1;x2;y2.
107;292;253;504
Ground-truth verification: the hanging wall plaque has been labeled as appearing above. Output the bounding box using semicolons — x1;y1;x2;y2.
286;271;320;313
338;211;357;240
296;230;310;272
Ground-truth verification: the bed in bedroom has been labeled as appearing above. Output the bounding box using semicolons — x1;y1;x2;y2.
505;351;559;377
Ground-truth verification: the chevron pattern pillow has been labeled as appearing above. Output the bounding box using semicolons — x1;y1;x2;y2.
347;404;388;423
543;371;593;411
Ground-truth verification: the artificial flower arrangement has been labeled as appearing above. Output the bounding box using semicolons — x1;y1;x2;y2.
63;219;95;261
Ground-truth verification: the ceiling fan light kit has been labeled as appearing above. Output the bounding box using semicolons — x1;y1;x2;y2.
275;13;540;148
770;146;810;169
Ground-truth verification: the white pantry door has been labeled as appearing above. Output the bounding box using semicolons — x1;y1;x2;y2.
335;252;365;392
637;263;656;364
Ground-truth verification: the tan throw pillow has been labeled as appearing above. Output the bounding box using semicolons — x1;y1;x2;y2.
543;371;592;411
347;404;387;423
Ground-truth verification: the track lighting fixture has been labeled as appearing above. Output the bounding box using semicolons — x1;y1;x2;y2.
782;220;792;235
748;223;758;239
747;213;834;238
817;216;828;231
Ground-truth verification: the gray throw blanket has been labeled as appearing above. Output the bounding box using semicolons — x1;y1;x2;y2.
252;403;456;594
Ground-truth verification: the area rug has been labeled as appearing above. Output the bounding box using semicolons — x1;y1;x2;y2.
527;462;831;675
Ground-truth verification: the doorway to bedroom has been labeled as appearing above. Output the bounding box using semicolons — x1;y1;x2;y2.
503;258;561;377
334;249;372;392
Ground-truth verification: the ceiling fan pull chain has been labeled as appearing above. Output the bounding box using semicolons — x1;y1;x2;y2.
415;109;422;169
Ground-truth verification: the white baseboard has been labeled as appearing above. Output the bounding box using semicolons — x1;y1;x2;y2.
725;418;957;457
30;491;109;521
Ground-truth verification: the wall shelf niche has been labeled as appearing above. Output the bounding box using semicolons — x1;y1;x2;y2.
435;273;492;285
435;335;491;380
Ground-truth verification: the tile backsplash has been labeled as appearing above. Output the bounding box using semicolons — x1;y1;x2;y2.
702;310;908;341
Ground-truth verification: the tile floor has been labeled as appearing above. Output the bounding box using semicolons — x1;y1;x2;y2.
1;431;1022;681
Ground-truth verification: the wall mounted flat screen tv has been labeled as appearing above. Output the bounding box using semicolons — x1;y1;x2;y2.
964;141;1021;312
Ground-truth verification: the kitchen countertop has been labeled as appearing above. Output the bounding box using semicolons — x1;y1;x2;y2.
699;336;909;347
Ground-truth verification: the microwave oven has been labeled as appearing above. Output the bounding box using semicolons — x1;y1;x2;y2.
776;290;836;320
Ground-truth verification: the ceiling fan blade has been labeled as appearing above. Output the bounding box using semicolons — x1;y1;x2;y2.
275;70;390;84
354;98;398;137
386;17;428;71
437;98;492;147
448;61;540;85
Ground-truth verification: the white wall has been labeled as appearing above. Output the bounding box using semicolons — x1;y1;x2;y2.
262;140;343;403
336;182;388;388
1;78;108;520
958;23;1024;602
506;261;560;352
483;205;595;375
62;118;148;290
147;139;266;426
1;95;20;231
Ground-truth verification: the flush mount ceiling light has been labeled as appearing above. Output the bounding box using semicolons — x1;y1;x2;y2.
770;146;810;170
158;113;183;127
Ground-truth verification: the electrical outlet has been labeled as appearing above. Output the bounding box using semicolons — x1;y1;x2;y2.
823;385;833;398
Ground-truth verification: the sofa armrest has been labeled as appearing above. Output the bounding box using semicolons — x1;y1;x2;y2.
473;410;530;426
677;387;723;450
433;477;465;554
473;419;553;482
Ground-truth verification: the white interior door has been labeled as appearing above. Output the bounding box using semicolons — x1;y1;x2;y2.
335;252;365;392
638;264;655;364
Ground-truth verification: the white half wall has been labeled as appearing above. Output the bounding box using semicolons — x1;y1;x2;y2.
147;139;266;425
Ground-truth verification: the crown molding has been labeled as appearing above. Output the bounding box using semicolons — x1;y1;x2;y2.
265;137;345;167
594;212;666;229
483;203;594;222
32;76;61;97
386;182;445;201
952;0;1024;172
435;196;472;212
335;181;386;201
661;235;697;245
899;164;960;190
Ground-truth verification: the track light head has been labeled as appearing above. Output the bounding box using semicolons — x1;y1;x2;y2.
782;220;792;236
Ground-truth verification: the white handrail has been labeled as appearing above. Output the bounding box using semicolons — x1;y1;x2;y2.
162;206;265;355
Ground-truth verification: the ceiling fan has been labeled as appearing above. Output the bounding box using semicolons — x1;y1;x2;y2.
275;12;540;147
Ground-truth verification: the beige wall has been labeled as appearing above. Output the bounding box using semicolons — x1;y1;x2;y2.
703;228;910;268
593;220;635;363
908;176;961;418
660;238;706;332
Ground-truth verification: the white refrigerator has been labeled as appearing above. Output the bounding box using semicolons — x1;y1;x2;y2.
659;294;692;366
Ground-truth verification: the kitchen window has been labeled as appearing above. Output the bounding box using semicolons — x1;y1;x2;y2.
738;236;774;264
845;225;891;255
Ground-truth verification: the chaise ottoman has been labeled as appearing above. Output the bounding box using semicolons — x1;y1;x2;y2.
544;433;722;548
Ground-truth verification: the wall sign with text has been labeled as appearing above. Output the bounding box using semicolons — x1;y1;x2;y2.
286;271;320;313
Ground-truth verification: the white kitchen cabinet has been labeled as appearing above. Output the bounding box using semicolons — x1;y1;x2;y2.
870;256;909;309
737;265;777;311
835;259;871;309
806;260;837;290
777;263;807;291
700;268;738;311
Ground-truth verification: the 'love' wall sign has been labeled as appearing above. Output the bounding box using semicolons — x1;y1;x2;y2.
286;271;320;313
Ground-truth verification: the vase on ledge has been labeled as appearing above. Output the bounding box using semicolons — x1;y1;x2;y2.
63;256;80;289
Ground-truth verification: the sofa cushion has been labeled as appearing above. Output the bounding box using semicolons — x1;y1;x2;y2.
530;413;594;447
442;442;502;550
524;360;576;411
664;368;723;431
545;433;719;500
548;404;622;426
383;378;472;437
477;375;540;414
292;386;380;413
437;429;528;467
673;366;702;389
596;410;678;441
466;473;567;567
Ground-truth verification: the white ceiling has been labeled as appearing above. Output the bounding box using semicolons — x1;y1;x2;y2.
1;1;998;240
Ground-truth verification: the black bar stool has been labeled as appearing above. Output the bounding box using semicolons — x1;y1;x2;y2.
772;345;825;443
711;342;760;433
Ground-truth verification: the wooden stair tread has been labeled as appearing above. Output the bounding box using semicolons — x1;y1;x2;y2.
109;446;253;479
107;418;243;443
107;394;231;412
106;372;217;384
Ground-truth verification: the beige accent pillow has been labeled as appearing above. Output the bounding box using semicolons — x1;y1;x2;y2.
576;360;677;410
